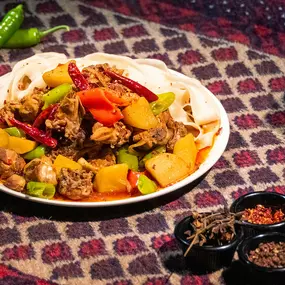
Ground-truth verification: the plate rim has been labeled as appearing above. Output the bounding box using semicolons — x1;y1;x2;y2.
0;66;230;207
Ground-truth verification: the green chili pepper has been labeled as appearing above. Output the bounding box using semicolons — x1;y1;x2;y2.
138;174;157;195
4;127;25;137
139;146;166;168
26;181;55;199
24;145;46;160
2;25;70;49
42;83;72;110
0;4;24;48
117;146;139;171
150;92;176;115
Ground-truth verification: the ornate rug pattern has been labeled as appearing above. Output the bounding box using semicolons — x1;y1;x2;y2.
0;1;284;284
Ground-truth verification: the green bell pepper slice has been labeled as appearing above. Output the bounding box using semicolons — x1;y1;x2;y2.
24;145;46;160
150;92;175;115
138;174;157;195
4;127;25;137
42;83;72;110
117;146;139;171
26;181;56;199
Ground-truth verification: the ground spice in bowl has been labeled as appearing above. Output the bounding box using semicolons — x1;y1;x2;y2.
248;241;285;268
241;204;285;225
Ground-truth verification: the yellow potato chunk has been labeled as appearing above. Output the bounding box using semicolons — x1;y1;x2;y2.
8;137;37;154
0;129;9;148
173;134;197;171
53;155;82;175
145;153;190;187
95;164;129;193
43;61;73;87
122;97;158;130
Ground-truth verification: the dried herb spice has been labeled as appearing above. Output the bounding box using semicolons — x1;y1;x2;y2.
184;210;241;257
248;241;285;268
242;204;285;225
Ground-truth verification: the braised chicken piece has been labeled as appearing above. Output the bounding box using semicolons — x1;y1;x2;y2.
132;122;171;150
107;82;140;104
0;100;21;126
82;64;112;88
46;92;85;141
0;148;26;179
47;145;81;163
18;88;43;122
24;157;57;185
88;147;116;174
58;168;94;200
166;118;188;152
91;122;132;148
4;174;26;191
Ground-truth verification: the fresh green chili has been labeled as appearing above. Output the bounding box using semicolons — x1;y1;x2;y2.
0;4;24;48
150;92;176;115
3;25;69;49
42;83;72;110
4;127;25;137
26;181;55;199
24;145;46;160
138;175;157;195
117;145;139;171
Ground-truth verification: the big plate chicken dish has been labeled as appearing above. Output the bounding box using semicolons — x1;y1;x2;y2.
0;53;221;202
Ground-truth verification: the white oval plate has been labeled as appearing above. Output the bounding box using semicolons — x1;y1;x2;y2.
0;55;229;207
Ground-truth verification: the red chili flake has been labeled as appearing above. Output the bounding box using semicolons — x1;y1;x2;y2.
242;204;285;225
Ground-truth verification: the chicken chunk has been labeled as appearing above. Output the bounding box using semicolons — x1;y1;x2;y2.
24;157;57;185
45;92;85;141
91;122;131;148
58;168;94;200
88;148;116;174
0;148;26;179
0;101;21;126
4;174;26;191
132;122;172;150
19;89;43;122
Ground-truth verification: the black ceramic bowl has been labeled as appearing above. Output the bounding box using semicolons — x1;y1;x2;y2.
238;232;285;280
230;192;285;237
174;216;242;273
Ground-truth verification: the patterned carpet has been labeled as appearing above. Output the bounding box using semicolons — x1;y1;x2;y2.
0;0;285;284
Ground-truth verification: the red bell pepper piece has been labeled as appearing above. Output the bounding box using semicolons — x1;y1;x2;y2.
77;88;123;126
127;170;150;189
68;61;90;90
33;104;59;129
104;69;158;102
9;118;57;148
127;170;141;190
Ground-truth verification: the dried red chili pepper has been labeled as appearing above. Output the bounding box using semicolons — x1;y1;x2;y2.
46;104;59;136
9;117;57;148
68;61;90;90
242;204;285;225
33;104;59;129
104;69;158;102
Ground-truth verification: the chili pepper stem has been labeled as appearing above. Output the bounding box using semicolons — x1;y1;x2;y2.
39;25;70;38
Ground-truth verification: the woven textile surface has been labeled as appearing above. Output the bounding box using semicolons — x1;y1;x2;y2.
0;0;285;284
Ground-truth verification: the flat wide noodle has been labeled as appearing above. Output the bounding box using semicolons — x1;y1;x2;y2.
0;52;220;150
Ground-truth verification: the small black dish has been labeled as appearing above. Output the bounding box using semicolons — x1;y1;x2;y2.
174;216;242;273
230;191;285;237
238;232;285;281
